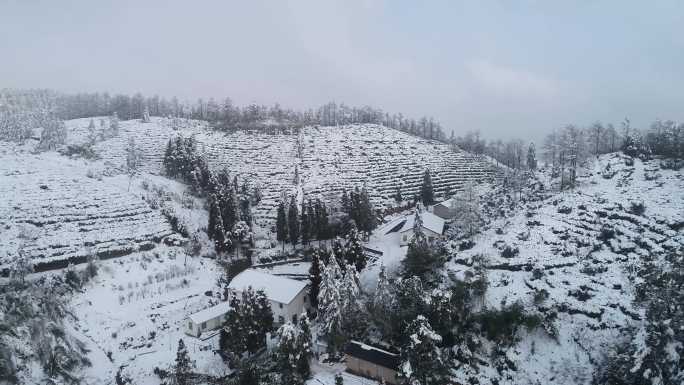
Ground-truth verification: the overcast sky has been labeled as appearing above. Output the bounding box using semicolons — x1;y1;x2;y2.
1;0;682;140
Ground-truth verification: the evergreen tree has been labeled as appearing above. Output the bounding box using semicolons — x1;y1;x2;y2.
344;227;367;272
527;142;537;170
372;265;395;336
208;194;227;253
421;168;435;206
398;316;449;385
308;250;322;311
174;339;194;385
274;320;312;385
340;190;350;214
276;200;288;252
317;259;344;353
220;288;274;361
288;196;300;247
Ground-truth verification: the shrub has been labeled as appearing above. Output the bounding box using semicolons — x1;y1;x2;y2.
533;289;549;304
478;302;542;345
459;240;475;251
60;144;98;159
598;225;615;243
628;201;645;216
501;246;519;259
557;205;572;214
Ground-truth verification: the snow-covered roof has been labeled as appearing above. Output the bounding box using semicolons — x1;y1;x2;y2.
187;301;232;324
228;269;307;304
345;340;400;370
397;211;445;235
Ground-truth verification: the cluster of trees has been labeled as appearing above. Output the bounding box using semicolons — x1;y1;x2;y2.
596;246;683;385
219;288;274;364
393;168;437;207
318;102;447;141
339;186;377;233
162;135;259;255
275;186;377;252
1;89;447;143
452;131;538;171
276;197;331;251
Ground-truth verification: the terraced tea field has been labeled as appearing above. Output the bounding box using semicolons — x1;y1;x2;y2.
0;146;173;273
66;118;499;225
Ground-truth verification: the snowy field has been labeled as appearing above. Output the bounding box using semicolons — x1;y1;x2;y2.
68;247;225;385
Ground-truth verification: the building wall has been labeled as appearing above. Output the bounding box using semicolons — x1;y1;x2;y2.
184;314;228;337
345;355;399;385
231;287;309;325
399;228;442;246
272;289;309;324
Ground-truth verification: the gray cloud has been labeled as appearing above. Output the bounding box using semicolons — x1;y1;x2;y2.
1;0;682;141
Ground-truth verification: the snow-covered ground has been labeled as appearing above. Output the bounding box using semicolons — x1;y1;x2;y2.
68;247;225;385
441;153;684;384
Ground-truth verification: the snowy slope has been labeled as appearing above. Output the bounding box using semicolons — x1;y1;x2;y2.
440;153;683;384
64;118;499;227
0;142;173;273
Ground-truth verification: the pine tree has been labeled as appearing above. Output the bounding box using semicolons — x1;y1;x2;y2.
372;265;395;336
308;250;322;311
220;288;274;360
398;316;449;385
208;195;227;253
527;142;537;170
288;196;300;247
174;339;194;385
344;227;367;272
421;169;434;206
274;322;309;385
317;259;343;353
340;190;350;214
276;200;288;252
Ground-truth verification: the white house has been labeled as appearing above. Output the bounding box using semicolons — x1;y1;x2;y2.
184;301;232;337
385;211;445;246
228;269;309;325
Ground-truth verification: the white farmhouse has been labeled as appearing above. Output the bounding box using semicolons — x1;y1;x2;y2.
228;269;309;325
184;301;232;338
385;211;445;246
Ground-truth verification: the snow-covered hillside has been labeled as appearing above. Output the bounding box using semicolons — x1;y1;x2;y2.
0;142;173;274
65;117;499;225
438;153;683;384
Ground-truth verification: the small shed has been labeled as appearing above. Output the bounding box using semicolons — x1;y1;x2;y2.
432;197;459;220
344;341;400;385
185;301;232;338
